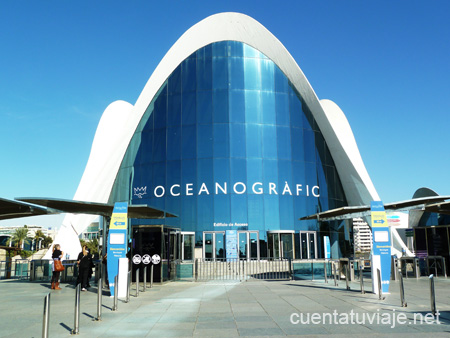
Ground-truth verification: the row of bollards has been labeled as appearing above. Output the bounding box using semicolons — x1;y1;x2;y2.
42;262;156;337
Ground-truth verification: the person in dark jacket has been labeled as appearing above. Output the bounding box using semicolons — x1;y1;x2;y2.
77;245;93;291
51;244;64;290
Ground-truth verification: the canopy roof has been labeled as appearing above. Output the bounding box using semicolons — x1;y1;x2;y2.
1;197;176;220
300;195;450;221
0;198;52;220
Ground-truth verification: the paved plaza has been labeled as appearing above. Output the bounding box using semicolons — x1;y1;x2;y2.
0;276;449;337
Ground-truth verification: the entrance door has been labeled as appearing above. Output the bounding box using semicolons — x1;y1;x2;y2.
238;231;260;260
300;231;317;259
268;231;294;259
203;232;225;260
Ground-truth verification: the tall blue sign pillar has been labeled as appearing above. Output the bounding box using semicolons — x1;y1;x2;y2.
370;201;391;294
107;202;128;297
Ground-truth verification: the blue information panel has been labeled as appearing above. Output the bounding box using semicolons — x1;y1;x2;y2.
324;236;331;259
225;230;238;261
371;201;391;293
107;202;128;296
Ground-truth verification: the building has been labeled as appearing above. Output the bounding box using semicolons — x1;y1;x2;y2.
352;218;372;255
52;12;379;261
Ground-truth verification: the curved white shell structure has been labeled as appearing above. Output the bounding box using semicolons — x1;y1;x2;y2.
54;12;379;258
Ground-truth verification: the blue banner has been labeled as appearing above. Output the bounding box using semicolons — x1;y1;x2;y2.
107;202;128;296
371;201;391;293
225;230;238;261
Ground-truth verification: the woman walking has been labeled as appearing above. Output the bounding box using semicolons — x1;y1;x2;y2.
51;244;64;290
77;245;93;291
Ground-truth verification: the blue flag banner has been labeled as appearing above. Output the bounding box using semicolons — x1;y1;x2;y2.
107;202;128;297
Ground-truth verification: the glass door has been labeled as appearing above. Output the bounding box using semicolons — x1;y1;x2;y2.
238;231;260;260
203;232;225;260
268;231;294;259
299;231;317;259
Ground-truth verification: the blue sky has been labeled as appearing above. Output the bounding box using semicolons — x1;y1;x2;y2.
1;1;449;228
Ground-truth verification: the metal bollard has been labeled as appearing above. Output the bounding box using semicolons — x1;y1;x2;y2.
360;264;365;294
95;277;102;321
150;265;154;289
143;266;147;292
126;270;131;303
136;268;139;297
112;275;118;311
333;262;338;286
311;262;314;281
377;269;385;300
324;262;328;283
42;293;50;338
71;284;81;335
345;264;350;290
399;269;407;307
429;274;436;316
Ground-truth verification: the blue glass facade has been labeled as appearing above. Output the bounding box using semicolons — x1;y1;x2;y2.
109;41;348;257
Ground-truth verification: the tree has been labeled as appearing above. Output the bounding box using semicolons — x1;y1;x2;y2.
7;227;30;249
42;236;53;249
34;230;45;251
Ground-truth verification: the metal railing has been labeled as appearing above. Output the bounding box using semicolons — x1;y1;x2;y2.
0;259;31;280
195;258;291;281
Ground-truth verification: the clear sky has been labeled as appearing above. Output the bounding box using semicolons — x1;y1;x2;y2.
1;0;449;229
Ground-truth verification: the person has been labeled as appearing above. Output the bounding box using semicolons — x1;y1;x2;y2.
77;245;93;291
51;244;64;290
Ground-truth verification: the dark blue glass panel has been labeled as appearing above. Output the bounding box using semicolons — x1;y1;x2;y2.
153;129;166;162
229;58;244;90
289;91;303;128
182;58;196;92
245;90;261;124
229;90;245;123
214;158;230;183
213;57;228;90
182;124;196;159
167;93;181;126
197;195;213;228
214;194;231;223
291;127;304;163
181;159;197;192
275;93;289;126
229;41;243;57
247;159;263;192
278;195;294;228
197;124;213;158
168;65;181;94
152;162;166;190
230;158;246;184
303;129;315;163
167;126;181;161
231;194;248;224
278;160;293;191
247;194;264;228
182;92;196;125
244;58;261;90
197;57;212;91
165;160;181;215
154;93;167;129
139;131;153;165
262;125;277;159
213;90;229;123
263;159;278;184
264;194;280;227
230;123;246;158
261;91;276;125
277;126;291;160
305;162;318;194
246;123;262;158
197;91;212;124
213;123;229;158
212;41;228;57
274;66;289;93
260;59;274;92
